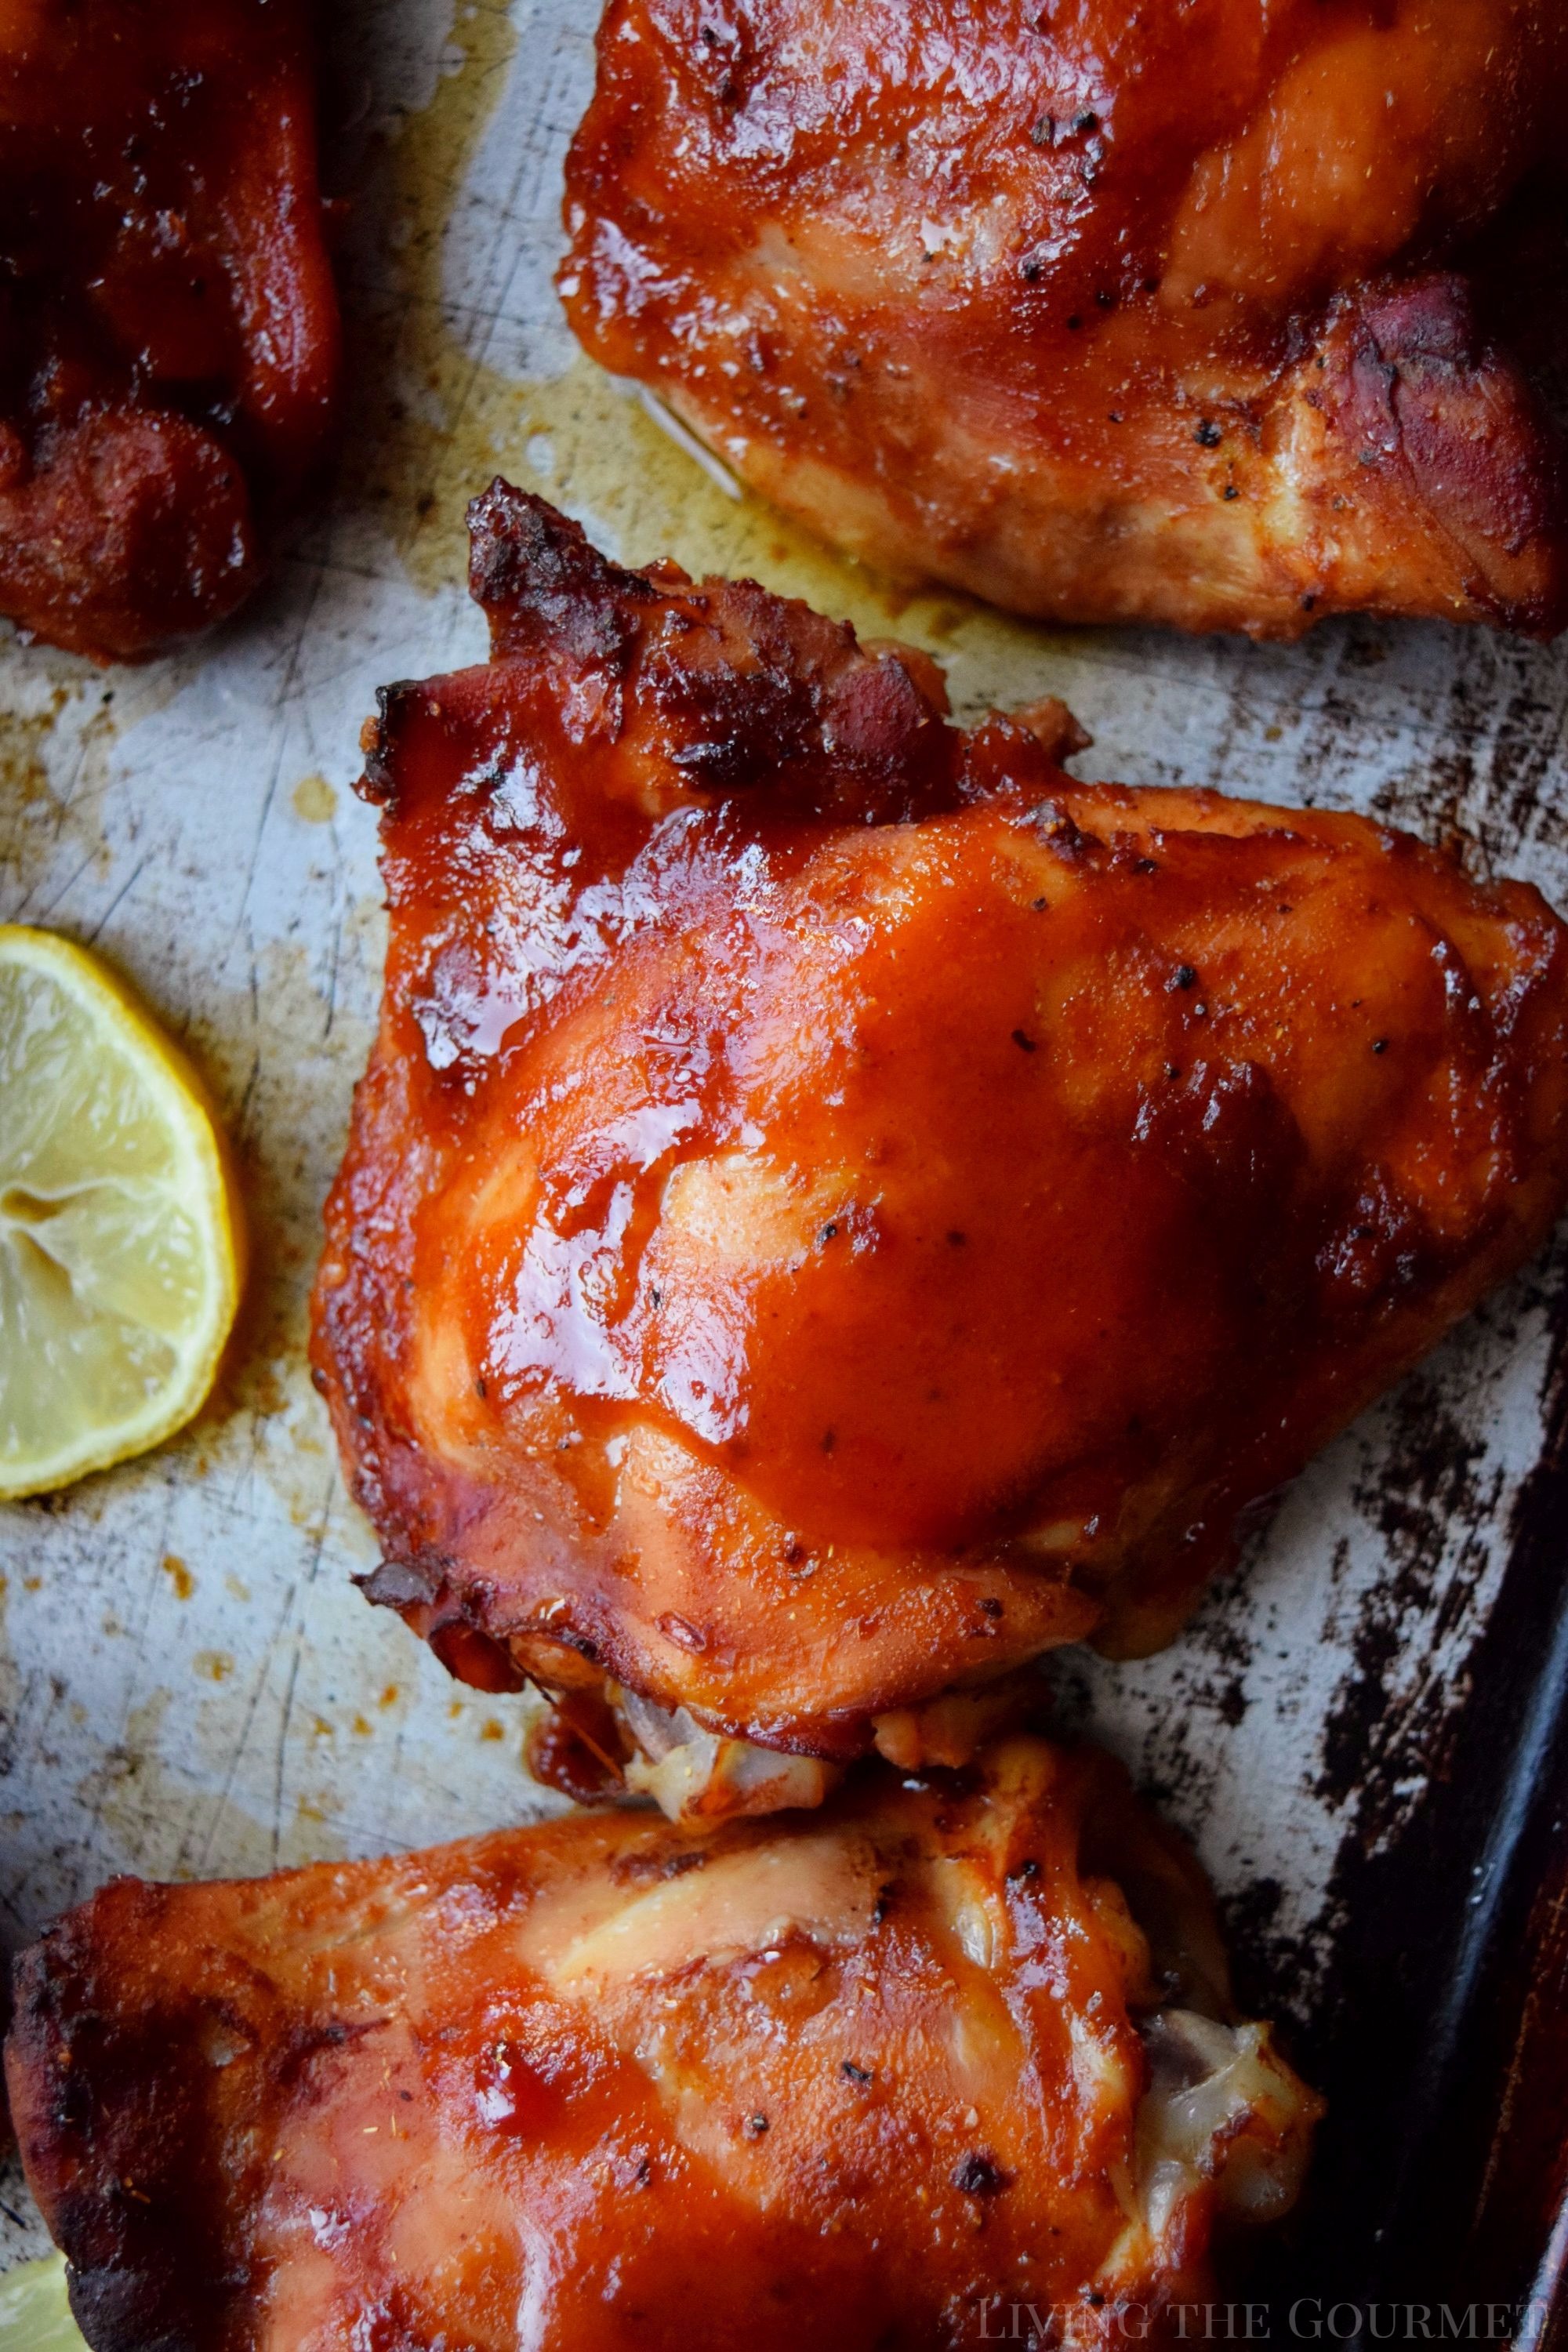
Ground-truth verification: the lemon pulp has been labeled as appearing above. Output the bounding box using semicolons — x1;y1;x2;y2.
0;2255;88;2352
0;925;244;1501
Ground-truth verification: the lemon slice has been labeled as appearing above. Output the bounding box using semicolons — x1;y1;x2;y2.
0;2255;89;2351
0;925;244;1501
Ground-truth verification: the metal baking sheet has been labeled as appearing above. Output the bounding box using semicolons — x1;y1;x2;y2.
3;0;1566;2310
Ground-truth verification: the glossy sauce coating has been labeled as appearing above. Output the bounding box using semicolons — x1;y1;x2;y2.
562;0;1568;637
310;487;1568;1753
0;0;339;660
6;1737;1319;2350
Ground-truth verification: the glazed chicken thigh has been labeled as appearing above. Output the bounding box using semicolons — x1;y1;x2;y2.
310;486;1568;1806
7;1737;1320;2347
561;0;1568;639
0;0;339;660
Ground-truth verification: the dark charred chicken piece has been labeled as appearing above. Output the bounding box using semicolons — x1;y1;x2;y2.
6;1737;1321;2348
0;0;340;662
310;486;1568;1809
561;0;1568;640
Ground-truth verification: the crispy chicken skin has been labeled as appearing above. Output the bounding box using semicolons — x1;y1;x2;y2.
6;1737;1321;2347
309;488;1568;1782
561;0;1568;640
0;0;340;662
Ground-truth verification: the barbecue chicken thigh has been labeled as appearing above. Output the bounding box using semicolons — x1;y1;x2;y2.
0;0;339;661
561;0;1568;640
310;487;1568;1806
8;1737;1320;2349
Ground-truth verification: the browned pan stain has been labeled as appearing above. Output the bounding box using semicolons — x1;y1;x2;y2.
0;687;119;903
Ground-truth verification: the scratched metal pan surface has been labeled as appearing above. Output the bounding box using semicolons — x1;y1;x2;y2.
2;0;1566;2320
